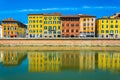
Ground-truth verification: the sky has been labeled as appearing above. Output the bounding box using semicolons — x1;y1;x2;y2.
0;0;120;24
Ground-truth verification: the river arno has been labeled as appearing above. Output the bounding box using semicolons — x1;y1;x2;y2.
0;50;120;80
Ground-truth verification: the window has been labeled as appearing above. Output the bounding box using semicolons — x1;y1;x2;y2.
44;26;47;30
40;25;42;28
4;26;6;30
66;30;69;32
92;19;94;21
71;24;74;27
57;21;61;24
102;25;104;28
48;26;52;31
44;21;47;24
71;30;74;32
87;18;89;21
83;19;86;21
115;25;118;28
36;25;38;28
66;24;69;26
116;20;118;23
36;20;38;23
40;20;42;23
53;26;56;30
83;28;86;30
62;24;64;26
115;30;118;33
106;30;109;33
87;23;89;26
33;20;35;23
91;23;93;26
76;30;78;32
111;20;113;23
76;24;79;26
58;26;60;30
101;30;104;33
106;20;108;23
83;23;86;26
40;30;42;33
110;25;114;28
106;25;108;28
53;21;56;24
102;20;104;23
110;30;114;34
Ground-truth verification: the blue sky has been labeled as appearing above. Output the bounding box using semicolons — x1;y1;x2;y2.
0;0;120;24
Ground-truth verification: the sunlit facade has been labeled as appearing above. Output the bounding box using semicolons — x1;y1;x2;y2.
28;13;61;38
96;13;120;38
1;18;26;38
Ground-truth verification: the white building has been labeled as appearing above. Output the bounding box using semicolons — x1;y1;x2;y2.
0;25;2;38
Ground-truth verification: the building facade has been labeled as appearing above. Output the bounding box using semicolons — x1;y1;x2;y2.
28;13;61;38
0;25;2;38
60;16;80;37
96;13;120;38
1;18;26;38
79;15;96;37
60;15;96;38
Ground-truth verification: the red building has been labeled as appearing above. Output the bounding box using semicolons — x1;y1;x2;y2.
60;16;80;37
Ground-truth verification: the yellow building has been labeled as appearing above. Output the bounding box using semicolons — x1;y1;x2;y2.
96;13;120;38
28;51;61;72
2;51;27;65
28;13;61;38
1;18;26;38
98;52;120;71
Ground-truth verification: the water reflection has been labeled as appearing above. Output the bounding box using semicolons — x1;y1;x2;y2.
0;50;120;72
98;52;120;71
0;51;27;66
28;51;61;72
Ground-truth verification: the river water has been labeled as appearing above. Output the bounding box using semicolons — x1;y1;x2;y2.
0;50;120;80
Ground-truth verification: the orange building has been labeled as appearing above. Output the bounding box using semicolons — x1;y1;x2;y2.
2;18;26;38
79;15;96;37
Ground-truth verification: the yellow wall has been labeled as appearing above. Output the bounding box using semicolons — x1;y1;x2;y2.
28;14;61;38
97;19;120;38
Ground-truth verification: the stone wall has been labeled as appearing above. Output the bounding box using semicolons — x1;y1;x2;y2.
0;39;120;46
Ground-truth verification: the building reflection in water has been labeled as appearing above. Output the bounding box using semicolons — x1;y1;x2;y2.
28;51;61;72
28;51;95;72
1;50;119;72
0;51;3;63
98;52;120;71
2;51;27;66
61;51;95;71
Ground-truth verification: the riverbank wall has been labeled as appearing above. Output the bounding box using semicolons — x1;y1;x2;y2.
0;38;120;46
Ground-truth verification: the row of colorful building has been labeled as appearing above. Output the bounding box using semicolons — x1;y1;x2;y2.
0;51;120;72
1;12;120;38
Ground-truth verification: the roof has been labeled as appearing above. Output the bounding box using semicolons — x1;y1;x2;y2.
2;18;17;22
28;13;62;16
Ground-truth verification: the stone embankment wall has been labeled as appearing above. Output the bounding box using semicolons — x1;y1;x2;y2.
0;39;120;46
